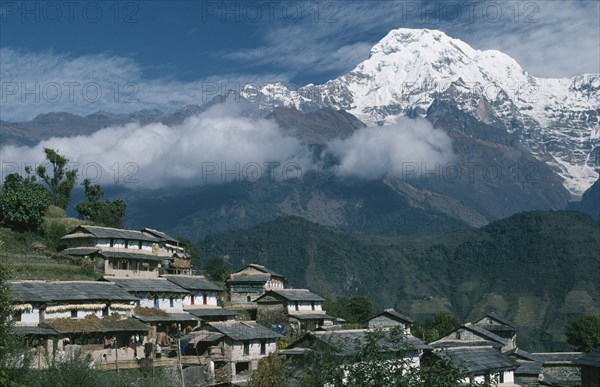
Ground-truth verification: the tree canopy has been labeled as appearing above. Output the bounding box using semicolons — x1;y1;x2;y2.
75;179;126;228
36;148;78;210
566;315;600;352
0;171;51;232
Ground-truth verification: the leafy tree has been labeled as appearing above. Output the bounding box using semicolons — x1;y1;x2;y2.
204;258;231;283
413;312;460;342
566;315;600;352
0;172;52;231
346;295;373;323
36;148;78;209
75;179;126;228
250;353;294;387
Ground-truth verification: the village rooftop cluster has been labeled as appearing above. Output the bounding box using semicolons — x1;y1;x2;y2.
8;224;600;386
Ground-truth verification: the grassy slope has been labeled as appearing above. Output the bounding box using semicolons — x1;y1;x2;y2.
201;211;600;351
0;206;97;281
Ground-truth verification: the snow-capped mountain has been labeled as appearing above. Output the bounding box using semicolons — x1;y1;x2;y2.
242;28;599;197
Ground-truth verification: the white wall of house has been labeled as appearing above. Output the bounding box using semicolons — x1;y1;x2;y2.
136;294;186;310
287;301;323;312
183;291;218;307
45;308;104;320
104;260;160;278
14;307;40;325
458;371;514;385
227;339;278;362
265;279;284;289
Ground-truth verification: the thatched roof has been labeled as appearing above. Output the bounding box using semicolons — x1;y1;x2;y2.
133;307;169;317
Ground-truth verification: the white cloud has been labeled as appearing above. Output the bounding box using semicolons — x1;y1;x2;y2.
326;118;455;179
0;104;312;188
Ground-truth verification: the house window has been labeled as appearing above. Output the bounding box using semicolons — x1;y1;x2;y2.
109;239;114;247
190;295;195;305
138;241;142;249
102;306;109;317
71;310;78;318
13;311;22;322
243;341;250;356
246;296;251;303
203;293;208;305
169;297;174;308
260;340;266;355
124;240;129;249
295;302;299;311
154;296;160;308
311;302;315;311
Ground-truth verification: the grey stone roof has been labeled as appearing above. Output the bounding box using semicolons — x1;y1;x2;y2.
13;325;60;336
515;360;543;376
440;347;518;374
60;247;100;256
62;225;160;242
227;273;271;283
185;308;238;318
475;312;518;331
463;323;508;346
578;347;600;367
141;228;179;244
10;281;138;303
106;278;189;293
289;313;334;321
257;289;324;302
206;321;281;341
533;352;583;365
375;308;414;324
247;264;285;278
431;340;503;350
504;347;544;363
98;250;167;262
134;312;199;323
162;275;221;291
309;329;431;354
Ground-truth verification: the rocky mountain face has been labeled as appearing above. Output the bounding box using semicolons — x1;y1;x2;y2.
242;28;599;197
567;177;600;220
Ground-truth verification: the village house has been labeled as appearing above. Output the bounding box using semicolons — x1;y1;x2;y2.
10;281;139;325
432;322;514;352
255;289;333;335
472;312;518;349
368;308;414;334
60;225;192;278
226;264;286;305
286;328;431;371
577;347;600;387
434;346;519;386
189;321;281;383
503;348;544;386
161;275;222;307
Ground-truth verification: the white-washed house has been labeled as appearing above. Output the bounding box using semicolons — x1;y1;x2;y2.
226;264;286;305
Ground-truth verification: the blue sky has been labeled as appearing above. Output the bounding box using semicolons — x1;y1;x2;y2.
1;0;599;121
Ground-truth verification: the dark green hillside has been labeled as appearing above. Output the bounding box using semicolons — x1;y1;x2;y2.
201;211;600;351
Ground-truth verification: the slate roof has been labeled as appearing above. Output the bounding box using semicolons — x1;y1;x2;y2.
227;273;271;283
256;289;324;302
533;352;583;365
308;330;431;354
185;308;239;318
504;347;544;363
431;340;503;350
247;264;285;278
289;313;334;321
515;360;543;376
10;281;138;303
162;275;222;291
98;250;167;262
134;312;199;323
60;247;100;256
62;225;160;242
106;278;189;293
206;321;281;341
141;228;179;244
486;312;518;329
462;323;508;346
440;347;519;374
577;347;600;367
374;308;415;324
13;325;60;336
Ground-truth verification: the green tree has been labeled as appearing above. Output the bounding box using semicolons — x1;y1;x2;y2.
346;295;373;323
36;148;78;209
250;353;294;387
413;312;460;342
566;315;600;352
204;258;231;283
75;179;126;228
0;172;52;231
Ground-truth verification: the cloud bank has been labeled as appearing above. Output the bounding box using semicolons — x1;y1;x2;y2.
326;118;455;180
